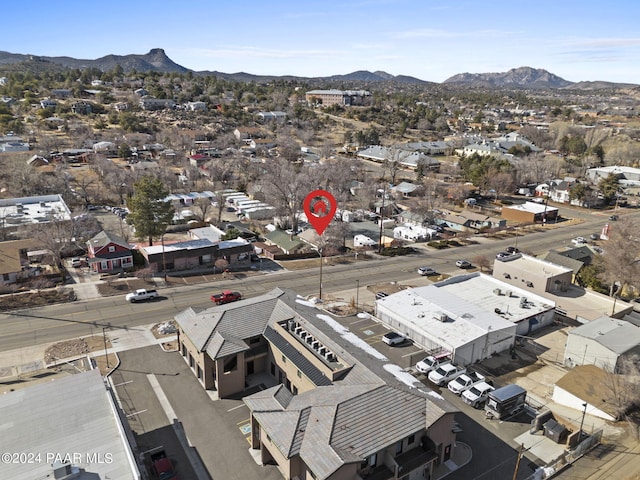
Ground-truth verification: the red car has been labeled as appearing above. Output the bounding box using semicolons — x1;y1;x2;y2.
211;290;242;304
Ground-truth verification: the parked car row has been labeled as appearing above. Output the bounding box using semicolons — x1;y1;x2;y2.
414;355;495;408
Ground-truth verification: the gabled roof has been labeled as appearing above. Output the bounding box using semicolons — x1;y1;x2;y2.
88;230;130;250
538;250;586;273
264;230;306;252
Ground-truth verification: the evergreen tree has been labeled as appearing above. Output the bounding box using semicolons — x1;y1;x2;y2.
126;176;174;246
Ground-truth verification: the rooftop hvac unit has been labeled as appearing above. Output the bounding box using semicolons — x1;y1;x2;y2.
288;320;297;331
520;297;528;307
306;336;314;344
319;346;327;356
324;352;335;362
294;326;303;335
493;288;502;296
434;312;448;322
300;331;308;340
311;340;320;350
506;291;513;297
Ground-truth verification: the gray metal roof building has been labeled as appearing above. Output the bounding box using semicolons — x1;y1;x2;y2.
0;369;140;479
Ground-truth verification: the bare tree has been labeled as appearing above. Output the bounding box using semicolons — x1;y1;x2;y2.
260;158;313;232
486;170;515;201
598;217;640;298
192;197;213;223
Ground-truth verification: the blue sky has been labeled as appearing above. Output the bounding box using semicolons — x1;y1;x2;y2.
5;1;640;83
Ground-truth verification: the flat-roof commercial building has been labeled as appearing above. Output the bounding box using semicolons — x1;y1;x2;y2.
0;369;141;479
375;273;556;365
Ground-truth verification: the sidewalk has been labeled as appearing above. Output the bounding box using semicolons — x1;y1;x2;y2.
0;321;173;380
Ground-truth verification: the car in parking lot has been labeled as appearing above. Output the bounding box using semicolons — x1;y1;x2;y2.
455;260;472;269
571;236;587;245
590;233;599;241
70;257;83;268
505;246;519;254
417;266;437;276
495;252;511;260
382;331;406;346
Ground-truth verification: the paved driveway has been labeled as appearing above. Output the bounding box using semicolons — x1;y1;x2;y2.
111;346;282;480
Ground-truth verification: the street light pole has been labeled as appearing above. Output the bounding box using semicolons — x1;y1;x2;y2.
318;247;323;300
356;279;360;312
161;234;167;280
102;327;109;369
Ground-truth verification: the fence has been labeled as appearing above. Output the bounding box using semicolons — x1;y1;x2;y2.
521;429;603;479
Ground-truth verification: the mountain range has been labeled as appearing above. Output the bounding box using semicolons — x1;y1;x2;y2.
0;49;636;90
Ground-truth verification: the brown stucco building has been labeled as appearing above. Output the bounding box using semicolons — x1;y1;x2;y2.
175;288;459;480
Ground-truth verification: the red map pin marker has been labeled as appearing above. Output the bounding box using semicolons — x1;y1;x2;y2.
303;189;337;236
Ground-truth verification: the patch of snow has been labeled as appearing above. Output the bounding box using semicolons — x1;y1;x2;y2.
296;297;317;307
357;312;369;319
316;313;387;361
383;363;422;389
425;390;444;400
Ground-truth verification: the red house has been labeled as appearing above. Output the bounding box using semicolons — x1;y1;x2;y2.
86;231;134;274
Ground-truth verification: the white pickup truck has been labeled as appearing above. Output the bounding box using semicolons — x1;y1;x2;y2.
415;355;450;374
447;371;486;395
125;288;159;303
428;363;467;386
462;381;495;408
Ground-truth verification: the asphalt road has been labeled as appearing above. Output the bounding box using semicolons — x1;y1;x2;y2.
0;205;635;353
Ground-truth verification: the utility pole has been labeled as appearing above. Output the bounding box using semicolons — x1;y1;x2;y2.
378;184;386;254
512;443;525;480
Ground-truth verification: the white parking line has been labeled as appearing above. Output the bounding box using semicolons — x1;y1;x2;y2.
147;374;177;421
227;404;247;412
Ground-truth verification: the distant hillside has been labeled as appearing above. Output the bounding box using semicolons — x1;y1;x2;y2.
443;67;573;89
0;48;189;73
0;50;636;89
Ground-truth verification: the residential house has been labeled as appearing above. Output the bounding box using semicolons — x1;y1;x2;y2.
264;230;306;255
71;101;92;115
538;246;596;282
26;155;49;167
439;210;505;232
50;88;72;99
86;231;133;274
390;181;419;198
233;127;264;141
175;287;459;480
0;239;44;284
564;316;640;372
39;99;58;109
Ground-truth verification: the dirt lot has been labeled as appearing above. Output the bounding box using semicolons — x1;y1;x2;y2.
0;288;76;312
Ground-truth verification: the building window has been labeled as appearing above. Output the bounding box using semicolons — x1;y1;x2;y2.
408;434;415;445
270;362;275;376
108;246;115;253
281;354;286;363
297;370;302;378
292;385;298;395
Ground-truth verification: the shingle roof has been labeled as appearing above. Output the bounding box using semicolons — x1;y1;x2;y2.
88;230;130;249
